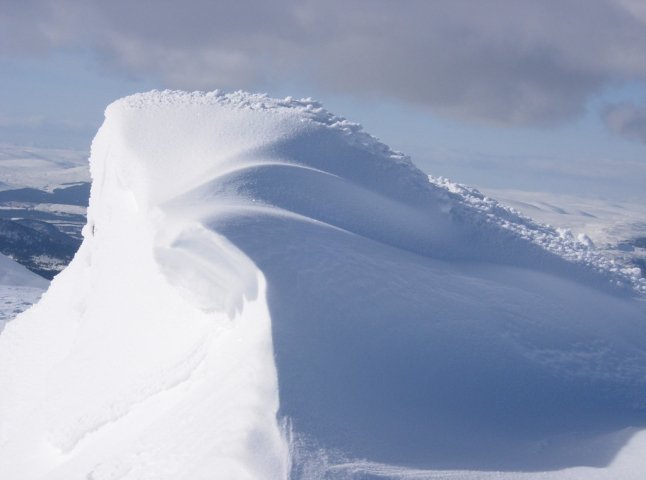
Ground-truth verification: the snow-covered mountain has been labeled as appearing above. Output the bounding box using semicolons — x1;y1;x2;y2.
1;90;645;480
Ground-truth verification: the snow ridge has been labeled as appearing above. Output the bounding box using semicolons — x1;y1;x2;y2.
113;90;425;182
116;90;645;296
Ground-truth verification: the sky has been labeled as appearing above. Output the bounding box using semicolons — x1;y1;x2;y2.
1;0;646;201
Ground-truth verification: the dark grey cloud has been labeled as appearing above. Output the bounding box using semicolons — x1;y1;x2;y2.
603;102;646;143
3;0;646;126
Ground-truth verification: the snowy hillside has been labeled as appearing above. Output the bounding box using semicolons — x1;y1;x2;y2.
0;253;47;329
1;90;646;480
0;144;89;192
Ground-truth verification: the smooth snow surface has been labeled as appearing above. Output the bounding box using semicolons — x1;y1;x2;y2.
1;90;646;480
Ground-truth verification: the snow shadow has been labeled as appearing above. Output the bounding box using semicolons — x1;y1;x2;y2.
217;213;646;472
189;123;646;473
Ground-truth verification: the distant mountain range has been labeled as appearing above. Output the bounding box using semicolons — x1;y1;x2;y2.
0;145;89;278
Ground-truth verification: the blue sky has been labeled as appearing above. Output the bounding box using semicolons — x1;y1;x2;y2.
1;1;645;201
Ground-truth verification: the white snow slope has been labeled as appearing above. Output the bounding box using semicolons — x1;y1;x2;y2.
0;253;48;328
1;90;646;480
0;252;49;288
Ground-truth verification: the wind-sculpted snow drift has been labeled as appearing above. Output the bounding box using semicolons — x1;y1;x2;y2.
1;90;646;480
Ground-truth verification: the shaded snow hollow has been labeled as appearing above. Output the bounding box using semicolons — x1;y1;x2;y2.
1;90;646;480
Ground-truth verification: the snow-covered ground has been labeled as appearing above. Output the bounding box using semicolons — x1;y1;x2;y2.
0;144;89;192
1;90;646;479
483;190;646;246
429;178;645;294
0;253;48;329
484;188;646;271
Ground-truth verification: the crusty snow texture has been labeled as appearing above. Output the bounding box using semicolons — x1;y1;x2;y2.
1;90;646;480
430;177;646;294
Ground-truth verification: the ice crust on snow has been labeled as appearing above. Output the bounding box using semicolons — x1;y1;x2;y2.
1;90;646;480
